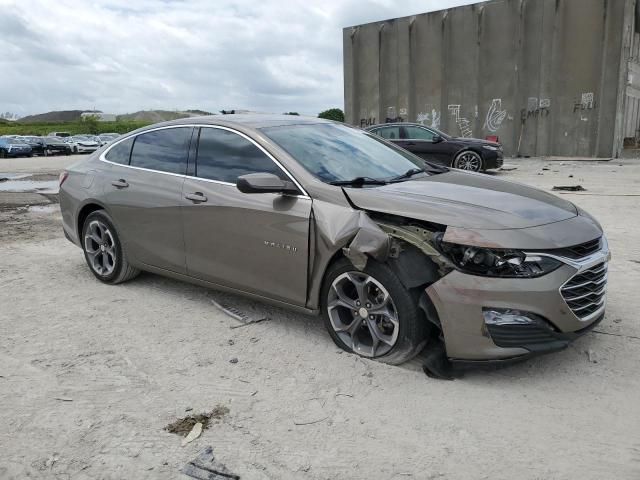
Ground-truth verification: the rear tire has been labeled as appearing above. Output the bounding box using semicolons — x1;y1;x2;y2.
81;210;140;284
321;258;429;365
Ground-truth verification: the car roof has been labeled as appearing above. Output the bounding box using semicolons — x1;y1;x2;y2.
145;114;333;130
364;122;429;130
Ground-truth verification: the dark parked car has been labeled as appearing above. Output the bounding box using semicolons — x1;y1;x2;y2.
59;115;608;372
366;123;503;172
43;137;73;156
21;136;48;156
0;137;32;158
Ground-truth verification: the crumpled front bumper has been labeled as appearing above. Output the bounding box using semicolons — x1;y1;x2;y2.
426;238;610;361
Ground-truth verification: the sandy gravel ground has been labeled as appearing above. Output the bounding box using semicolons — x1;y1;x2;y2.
1;155;639;479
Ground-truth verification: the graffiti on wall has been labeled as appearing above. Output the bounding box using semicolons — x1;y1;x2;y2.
484;99;507;132
359;108;376;128
416;109;441;129
521;97;551;120
573;92;595;113
448;105;473;138
385;106;405;123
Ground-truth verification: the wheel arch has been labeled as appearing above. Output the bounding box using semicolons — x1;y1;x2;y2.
76;201;109;241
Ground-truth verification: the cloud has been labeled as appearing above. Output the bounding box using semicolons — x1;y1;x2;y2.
0;0;476;117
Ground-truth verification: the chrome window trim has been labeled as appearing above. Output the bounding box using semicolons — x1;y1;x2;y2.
99;124;310;198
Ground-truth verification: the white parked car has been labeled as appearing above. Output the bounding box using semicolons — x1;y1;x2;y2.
65;136;100;154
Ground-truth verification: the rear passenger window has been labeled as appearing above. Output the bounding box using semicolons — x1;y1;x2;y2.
196;128;287;183
105;137;134;165
374;126;401;140
130;127;191;174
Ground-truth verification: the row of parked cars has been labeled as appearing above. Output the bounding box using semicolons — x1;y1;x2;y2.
0;132;121;158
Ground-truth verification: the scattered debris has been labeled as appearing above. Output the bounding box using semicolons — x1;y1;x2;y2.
630;260;640;264
210;298;269;328
249;337;259;343
53;397;73;402
592;330;640;341
182;422;203;447
586;349;598;364
568;174;574;178
229;318;268;329
185;407;193;412
165;405;230;437
227;339;235;346
0;178;8;183
181;446;240;480
498;166;518;171
542;167;550;171
335;393;353;398
613;318;622;324
552;185;586;191
294;416;328;426
229;357;238;364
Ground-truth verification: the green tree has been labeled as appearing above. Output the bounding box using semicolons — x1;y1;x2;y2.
318;108;344;122
82;114;100;134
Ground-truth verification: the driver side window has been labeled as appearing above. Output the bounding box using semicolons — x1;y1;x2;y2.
403;126;436;141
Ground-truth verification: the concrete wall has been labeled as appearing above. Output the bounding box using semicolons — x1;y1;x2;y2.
344;0;636;157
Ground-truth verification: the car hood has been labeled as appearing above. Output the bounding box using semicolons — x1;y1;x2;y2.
343;170;577;230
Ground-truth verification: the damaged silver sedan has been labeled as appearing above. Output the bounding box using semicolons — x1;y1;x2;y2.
59;115;610;373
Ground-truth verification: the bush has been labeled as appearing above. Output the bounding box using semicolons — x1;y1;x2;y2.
318;108;344;122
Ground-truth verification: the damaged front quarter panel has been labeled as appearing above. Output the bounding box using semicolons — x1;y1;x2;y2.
306;197;453;310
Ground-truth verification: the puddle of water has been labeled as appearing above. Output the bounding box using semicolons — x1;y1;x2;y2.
28;204;60;214
0;180;59;194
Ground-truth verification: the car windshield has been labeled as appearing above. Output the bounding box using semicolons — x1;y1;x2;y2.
261;123;432;184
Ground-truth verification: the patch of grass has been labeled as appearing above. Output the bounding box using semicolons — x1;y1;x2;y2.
0;120;151;137
165;405;230;437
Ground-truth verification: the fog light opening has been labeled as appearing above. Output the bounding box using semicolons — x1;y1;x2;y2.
483;308;539;326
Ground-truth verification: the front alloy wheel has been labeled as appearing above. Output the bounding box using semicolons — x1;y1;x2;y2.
322;259;429;365
453;151;482;171
327;272;399;358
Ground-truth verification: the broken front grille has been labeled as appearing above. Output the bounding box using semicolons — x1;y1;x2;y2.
554;237;602;259
561;263;607;319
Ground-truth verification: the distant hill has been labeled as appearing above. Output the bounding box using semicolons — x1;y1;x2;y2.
117;110;214;122
18;109;214;124
19;110;101;123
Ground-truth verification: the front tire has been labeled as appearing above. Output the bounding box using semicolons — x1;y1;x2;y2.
321;258;429;365
81;210;140;284
453;150;483;172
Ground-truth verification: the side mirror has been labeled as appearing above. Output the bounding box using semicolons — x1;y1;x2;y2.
432;135;443;143
236;172;299;194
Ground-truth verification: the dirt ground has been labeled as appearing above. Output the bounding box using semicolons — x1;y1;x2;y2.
1;155;639;479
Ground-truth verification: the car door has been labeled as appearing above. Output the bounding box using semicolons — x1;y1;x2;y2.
102;127;193;274
398;125;450;165
181;126;312;306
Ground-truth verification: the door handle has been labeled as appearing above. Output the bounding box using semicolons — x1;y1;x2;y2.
185;192;208;203
111;179;129;188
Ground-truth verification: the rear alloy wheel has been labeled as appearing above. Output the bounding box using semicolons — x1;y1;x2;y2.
82;211;139;284
453;150;483;171
322;259;429;365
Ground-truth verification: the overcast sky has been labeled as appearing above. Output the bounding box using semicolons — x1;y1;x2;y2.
1;0;476;117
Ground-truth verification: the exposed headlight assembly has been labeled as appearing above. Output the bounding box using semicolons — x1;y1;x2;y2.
435;238;562;278
482;144;500;151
